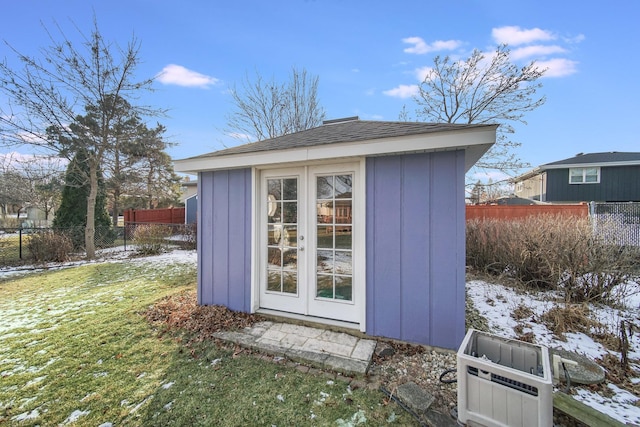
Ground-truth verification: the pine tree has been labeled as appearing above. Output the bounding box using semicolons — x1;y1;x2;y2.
53;149;112;249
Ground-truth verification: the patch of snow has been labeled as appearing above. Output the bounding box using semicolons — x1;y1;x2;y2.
25;375;46;387
467;277;640;424
63;409;90;424
276;394;285;402
574;386;640;425
98;423;114;427
336;409;367;426
162;381;175;389
11;408;40;422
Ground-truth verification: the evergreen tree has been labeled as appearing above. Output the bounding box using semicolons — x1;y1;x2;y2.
53;149;111;248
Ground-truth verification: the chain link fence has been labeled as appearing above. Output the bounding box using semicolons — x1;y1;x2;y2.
590;202;640;247
0;223;196;268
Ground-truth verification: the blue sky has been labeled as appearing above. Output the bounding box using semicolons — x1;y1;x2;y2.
1;0;638;180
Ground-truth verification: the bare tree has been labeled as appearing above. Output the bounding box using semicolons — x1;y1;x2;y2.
0;153;64;224
412;44;546;173
0;17;161;258
226;67;326;141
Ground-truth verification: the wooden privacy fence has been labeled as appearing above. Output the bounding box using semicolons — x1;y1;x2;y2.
124;207;185;224
466;204;589;221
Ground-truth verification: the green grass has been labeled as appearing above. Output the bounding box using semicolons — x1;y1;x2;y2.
0;256;415;426
0;233;28;266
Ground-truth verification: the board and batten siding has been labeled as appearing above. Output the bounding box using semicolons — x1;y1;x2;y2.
366;151;466;349
197;168;252;312
546;166;640;202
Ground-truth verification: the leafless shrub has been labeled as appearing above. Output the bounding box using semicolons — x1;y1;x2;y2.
132;224;172;255
467;215;637;303
27;230;73;263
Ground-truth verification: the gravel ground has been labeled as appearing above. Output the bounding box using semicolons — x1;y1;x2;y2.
370;343;459;415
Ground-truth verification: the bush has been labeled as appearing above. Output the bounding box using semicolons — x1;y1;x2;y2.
27;231;73;263
466;215;637;304
132;224;172;255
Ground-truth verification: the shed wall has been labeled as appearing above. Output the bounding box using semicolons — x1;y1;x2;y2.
197;169;252;312
365;151;466;349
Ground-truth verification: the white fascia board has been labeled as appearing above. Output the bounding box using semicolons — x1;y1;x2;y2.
174;127;496;173
543;160;640;169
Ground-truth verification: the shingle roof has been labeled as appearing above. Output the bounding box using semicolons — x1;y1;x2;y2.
543;152;640;166
184;119;495;160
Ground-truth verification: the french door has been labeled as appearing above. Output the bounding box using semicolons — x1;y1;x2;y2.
259;163;361;324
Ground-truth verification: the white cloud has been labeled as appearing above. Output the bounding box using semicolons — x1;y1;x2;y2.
537;58;579;77
383;84;419;99
511;45;567;60
156;64;219;88
402;37;462;54
564;34;586;44
414;66;433;82
492;26;555;46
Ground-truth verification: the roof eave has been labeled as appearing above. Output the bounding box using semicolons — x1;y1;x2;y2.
542;160;640;169
174;126;496;174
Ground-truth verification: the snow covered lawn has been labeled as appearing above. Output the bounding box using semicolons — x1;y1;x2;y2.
467;277;640;425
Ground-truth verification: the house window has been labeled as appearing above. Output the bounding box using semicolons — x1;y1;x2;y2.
569;167;600;184
516;182;524;192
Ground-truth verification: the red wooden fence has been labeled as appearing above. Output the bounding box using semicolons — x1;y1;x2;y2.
466;204;588;221
124;207;185;224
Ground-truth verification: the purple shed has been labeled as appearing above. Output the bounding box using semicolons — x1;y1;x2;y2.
174;118;496;350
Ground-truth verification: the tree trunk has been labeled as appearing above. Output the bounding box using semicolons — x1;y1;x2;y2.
85;161;98;260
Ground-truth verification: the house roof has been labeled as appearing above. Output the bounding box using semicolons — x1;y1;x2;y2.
174;118;497;173
543;152;640;167
513;151;640;181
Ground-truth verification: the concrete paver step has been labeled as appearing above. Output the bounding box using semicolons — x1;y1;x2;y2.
212;321;376;375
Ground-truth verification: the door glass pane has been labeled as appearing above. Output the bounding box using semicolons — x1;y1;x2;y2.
268;179;282;200
282;249;297;271
268;247;281;268
335;276;352;300
317;250;333;273
317;176;333;199
335;251;352;275
267;201;281;223
317;226;333;249
267;270;281;292
317;201;333;224
283;178;297;200
335;226;352;249
266;177;298;295
316;274;333;298
282;271;297;294
335;175;352;198
315;174;353;302
282;202;297;223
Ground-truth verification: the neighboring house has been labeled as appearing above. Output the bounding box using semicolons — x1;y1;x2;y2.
174;118;496;350
180;179;198;224
513;152;640;203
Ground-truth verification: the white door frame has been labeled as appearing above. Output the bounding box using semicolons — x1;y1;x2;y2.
251;160;366;331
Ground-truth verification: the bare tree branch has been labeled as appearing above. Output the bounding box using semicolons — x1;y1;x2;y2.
226;67;326;141
413;44;546;174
